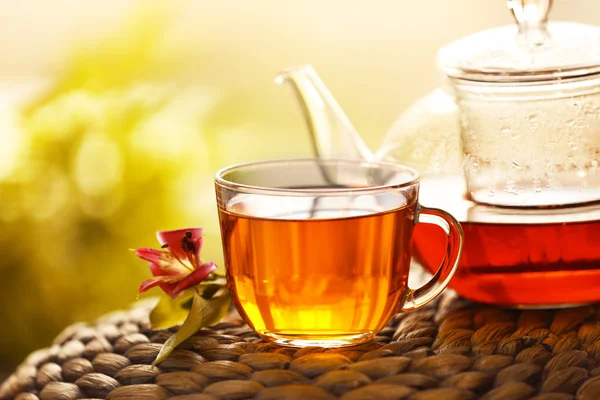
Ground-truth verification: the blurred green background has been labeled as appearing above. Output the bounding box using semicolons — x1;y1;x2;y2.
1;0;599;376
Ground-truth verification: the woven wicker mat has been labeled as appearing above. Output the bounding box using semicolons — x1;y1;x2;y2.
3;291;600;400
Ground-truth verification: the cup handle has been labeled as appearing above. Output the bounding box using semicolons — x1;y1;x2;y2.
401;204;464;312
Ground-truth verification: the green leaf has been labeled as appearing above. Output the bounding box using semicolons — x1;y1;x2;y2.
202;274;227;285
153;287;231;365
199;284;224;300
149;290;194;330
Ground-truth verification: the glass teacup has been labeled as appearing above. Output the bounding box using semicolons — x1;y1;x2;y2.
215;159;463;347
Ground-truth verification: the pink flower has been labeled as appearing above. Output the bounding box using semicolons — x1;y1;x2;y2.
135;228;217;298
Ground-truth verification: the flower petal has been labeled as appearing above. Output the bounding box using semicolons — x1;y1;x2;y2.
139;275;182;298
171;261;217;297
190;237;204;269
148;262;182;277
135;248;165;265
156;228;204;260
139;276;172;294
136;247;189;275
157;282;179;298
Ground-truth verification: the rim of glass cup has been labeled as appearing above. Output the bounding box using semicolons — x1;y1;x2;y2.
214;158;420;197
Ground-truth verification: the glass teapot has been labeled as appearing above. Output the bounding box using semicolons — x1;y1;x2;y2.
275;0;600;308
276;0;600;209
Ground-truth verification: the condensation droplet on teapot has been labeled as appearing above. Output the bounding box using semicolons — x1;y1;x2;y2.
467;155;479;170
504;178;518;195
544;169;555;183
526;112;540;123
569;141;579;151
533;176;543;193
583;103;599;117
572;100;583;108
511;161;523;170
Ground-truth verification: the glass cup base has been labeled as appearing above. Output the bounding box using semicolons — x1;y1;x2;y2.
258;331;375;348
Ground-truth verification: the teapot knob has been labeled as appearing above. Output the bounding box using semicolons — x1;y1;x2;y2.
508;0;552;26
507;0;553;46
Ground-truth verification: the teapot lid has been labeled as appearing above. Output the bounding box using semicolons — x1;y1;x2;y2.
437;0;600;83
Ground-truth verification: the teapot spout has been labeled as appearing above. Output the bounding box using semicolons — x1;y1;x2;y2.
275;65;374;161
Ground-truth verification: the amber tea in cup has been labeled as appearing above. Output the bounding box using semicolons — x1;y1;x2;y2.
215;159;463;347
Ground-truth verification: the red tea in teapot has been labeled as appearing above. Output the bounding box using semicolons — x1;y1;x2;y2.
414;219;600;306
413;176;600;307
